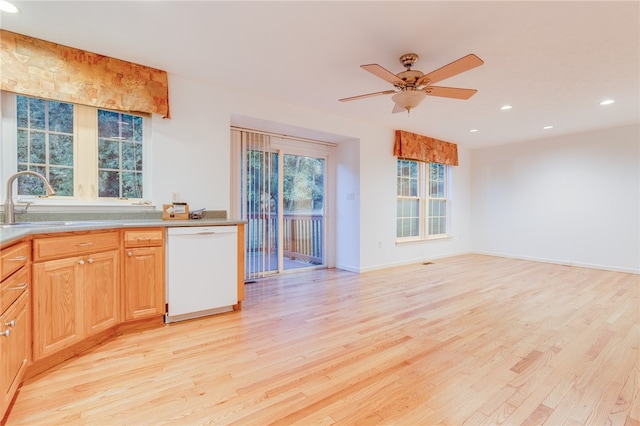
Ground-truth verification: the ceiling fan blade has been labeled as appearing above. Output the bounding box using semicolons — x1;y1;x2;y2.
418;54;484;85
339;90;396;102
361;64;403;85
423;86;478;100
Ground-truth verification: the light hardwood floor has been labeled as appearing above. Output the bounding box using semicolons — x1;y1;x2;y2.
5;254;639;425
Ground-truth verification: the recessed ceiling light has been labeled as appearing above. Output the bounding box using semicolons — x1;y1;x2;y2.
0;0;18;13
543;126;553;130
500;105;512;110
599;99;615;106
469;129;479;133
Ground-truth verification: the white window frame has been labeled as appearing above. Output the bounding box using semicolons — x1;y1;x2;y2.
396;159;452;242
1;91;154;211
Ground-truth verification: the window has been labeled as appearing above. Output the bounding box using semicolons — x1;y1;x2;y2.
9;94;147;201
97;110;144;199
16;96;74;196
396;160;450;240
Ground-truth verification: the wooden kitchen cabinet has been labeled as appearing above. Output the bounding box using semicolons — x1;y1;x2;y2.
32;231;119;361
0;240;31;419
122;228;165;321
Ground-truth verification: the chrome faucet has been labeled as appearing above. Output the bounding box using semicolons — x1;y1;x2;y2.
3;171;56;224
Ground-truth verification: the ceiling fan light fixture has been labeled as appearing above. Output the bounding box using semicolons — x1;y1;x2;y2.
392;90;427;113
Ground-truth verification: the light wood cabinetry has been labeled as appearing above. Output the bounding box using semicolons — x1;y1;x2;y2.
122;228;165;321
32;231;119;361
0;240;30;419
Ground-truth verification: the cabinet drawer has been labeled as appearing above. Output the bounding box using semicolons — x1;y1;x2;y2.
0;266;29;314
33;231;120;262
124;229;164;247
1;241;29;282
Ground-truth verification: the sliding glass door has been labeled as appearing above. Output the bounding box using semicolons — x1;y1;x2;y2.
282;153;325;271
235;130;328;280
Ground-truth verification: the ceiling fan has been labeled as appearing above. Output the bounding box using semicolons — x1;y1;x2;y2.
339;53;484;114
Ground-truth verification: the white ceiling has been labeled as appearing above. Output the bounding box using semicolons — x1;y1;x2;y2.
2;1;639;148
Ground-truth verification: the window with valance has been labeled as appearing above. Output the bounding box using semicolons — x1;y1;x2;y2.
393;130;457;240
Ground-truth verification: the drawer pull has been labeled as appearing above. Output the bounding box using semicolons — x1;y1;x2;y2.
8;256;27;261
137;237;151;241
5;320;15;327
127;251;133;257
1;329;9;337
76;242;93;247
7;283;28;290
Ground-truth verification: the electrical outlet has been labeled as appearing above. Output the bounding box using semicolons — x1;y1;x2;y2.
171;192;180;202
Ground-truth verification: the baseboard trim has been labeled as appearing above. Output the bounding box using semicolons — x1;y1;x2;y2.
471;250;640;275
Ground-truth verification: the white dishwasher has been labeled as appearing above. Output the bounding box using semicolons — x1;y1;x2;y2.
165;226;238;323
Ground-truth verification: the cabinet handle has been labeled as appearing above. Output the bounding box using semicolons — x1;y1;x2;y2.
137;237;151;241
76;242;93;247
5;320;15;327
1;329;9;337
8;255;27;261
127;251;133;257
87;258;94;264
7;283;28;290
78;259;85;265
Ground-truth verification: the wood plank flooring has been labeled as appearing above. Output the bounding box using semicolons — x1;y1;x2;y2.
5;254;639;425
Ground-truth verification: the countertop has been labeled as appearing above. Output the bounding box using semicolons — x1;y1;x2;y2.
0;218;246;247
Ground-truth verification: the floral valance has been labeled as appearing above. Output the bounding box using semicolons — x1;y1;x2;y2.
393;130;458;166
0;30;170;118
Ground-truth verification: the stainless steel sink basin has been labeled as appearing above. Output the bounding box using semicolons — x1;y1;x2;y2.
0;221;111;228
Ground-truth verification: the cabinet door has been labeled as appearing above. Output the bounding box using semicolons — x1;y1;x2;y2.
33;257;83;360
84;250;119;335
123;246;165;321
0;291;30;417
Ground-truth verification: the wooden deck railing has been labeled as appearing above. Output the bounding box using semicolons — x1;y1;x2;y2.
246;212;323;265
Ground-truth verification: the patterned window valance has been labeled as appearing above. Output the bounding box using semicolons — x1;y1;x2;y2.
0;30;170;118
393;130;458;166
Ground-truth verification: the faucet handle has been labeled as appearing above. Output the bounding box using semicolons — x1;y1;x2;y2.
14;201;33;215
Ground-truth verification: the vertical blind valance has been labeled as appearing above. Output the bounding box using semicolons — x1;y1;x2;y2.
393;130;459;166
0;30;170;118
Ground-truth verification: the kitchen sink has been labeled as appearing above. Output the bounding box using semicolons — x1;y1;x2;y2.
0;221;112;228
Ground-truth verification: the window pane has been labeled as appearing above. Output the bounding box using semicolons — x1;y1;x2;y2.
49;134;74;166
16;96;28;128
98;139;120;169
99;170;120;197
98;110;120;138
48;101;74;133
29;98;46;130
17;130;28;163
122;142;140;170
122;171;142;198
29;131;46;164
49;167;73;196
133;116;143;141
119;114;134;141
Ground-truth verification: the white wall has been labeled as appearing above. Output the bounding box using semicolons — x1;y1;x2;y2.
335;139;360;272
471;124;640;273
